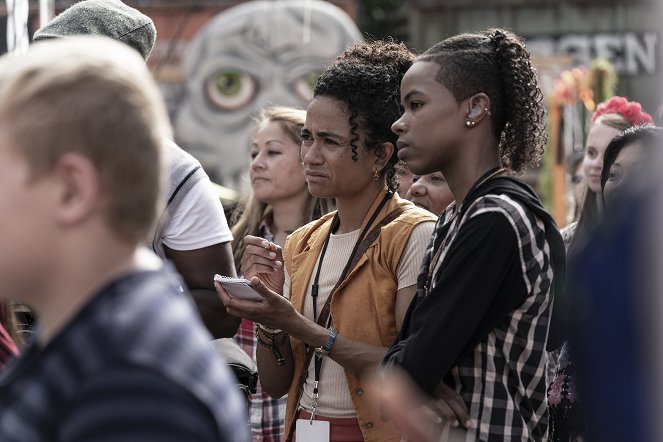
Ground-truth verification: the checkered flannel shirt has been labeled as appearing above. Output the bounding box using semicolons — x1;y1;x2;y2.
233;219;287;441
0;267;249;441
430;194;553;441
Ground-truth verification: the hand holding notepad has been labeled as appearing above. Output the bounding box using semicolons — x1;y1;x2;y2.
214;275;264;302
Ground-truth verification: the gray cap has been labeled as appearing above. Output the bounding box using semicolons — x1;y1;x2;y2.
33;0;156;61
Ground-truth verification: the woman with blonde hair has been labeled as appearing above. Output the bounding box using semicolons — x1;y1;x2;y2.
231;105;333;441
567;97;653;253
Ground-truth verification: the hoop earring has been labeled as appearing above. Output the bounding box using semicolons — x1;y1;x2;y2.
465;120;476;128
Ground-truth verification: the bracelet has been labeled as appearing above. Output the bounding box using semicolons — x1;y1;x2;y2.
255;326;288;366
256;323;283;335
314;328;337;358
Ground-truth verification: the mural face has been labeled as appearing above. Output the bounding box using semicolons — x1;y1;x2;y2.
174;1;362;190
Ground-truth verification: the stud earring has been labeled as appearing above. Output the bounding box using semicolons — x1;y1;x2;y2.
465;120;476;128
373;169;380;181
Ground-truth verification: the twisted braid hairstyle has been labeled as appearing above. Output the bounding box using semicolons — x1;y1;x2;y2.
418;28;546;173
313;40;415;191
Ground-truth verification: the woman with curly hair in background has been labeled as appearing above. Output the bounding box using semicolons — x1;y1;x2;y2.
382;29;566;441
216;40;436;441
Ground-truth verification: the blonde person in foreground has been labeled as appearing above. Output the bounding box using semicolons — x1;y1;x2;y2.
0;37;247;441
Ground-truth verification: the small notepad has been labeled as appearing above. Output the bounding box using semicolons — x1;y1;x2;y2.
214;275;264;302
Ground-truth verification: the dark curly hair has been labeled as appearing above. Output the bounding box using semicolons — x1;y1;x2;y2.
600;124;661;191
418;28;546;173
313;40;415;191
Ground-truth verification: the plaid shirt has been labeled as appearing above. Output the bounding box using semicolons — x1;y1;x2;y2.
0;267;248;442
234;220;287;441
236;319;287;441
385;179;560;441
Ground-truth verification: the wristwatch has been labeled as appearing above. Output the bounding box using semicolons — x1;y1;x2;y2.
314;328;337;358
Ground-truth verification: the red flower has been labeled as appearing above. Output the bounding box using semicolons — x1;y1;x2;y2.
592;96;653;126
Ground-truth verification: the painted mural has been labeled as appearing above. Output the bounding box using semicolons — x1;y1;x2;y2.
174;0;362;190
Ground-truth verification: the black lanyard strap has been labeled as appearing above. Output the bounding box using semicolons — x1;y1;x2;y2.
305;191;396;404
311;190;393;324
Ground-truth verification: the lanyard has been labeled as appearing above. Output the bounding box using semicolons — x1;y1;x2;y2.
307;190;393;417
311;190;393;324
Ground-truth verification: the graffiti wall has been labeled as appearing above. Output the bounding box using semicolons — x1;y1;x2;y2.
173;1;362;190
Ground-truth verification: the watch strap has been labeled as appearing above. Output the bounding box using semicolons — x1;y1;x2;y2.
314;328;337;357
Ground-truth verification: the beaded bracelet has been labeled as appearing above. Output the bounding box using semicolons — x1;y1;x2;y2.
255;326;288;366
256;323;282;335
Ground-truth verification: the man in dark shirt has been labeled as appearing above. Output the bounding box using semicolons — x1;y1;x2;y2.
0;37;247;441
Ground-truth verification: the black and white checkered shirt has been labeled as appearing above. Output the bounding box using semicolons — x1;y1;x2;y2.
385;177;564;441
0;266;249;442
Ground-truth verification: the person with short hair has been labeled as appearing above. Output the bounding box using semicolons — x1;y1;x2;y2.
0;37;247;441
382;28;566;441
33;0;240;338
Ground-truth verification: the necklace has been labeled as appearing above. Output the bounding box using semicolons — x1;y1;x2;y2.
423;167;508;293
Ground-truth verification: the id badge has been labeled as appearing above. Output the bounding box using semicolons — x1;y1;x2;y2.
295;418;330;442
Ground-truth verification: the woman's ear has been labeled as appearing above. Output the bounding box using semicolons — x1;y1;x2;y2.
375;141;395;170
465;93;492;123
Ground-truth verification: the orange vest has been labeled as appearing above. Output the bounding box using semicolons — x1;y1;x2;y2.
283;189;436;441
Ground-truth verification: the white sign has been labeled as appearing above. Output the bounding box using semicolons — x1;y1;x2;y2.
528;32;658;75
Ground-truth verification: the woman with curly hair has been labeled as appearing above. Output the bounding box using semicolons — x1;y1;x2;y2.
381;29;566;441
217;40;436;441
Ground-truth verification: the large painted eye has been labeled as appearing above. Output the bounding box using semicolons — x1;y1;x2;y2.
292;70;321;102
206;71;256;111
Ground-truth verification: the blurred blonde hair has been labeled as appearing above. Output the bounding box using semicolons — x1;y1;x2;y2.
0;36;170;243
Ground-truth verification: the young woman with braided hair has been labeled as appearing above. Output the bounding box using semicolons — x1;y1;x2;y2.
382;29;566;441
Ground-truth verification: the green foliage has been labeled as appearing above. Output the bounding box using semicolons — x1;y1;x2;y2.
590;58;617;105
